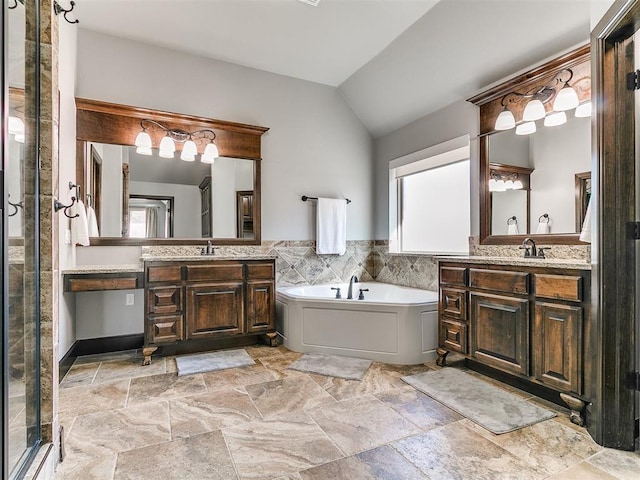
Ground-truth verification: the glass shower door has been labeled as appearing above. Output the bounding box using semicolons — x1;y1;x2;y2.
3;0;41;478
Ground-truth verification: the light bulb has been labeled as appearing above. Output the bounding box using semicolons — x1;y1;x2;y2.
575;101;592;118
159;136;175;158
494;179;506;192
516;121;536;135
513;180;524;190
201;142;219;163
523;99;546;121
544;111;567;127
488;178;497;192
495;108;516;130
180;139;197;161
504;179;514;190
553;85;579;111
135;130;152;155
8;116;24;135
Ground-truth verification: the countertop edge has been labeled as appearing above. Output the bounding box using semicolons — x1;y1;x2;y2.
436;255;592;270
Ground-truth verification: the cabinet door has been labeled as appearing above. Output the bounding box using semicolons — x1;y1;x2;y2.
533;302;582;394
470;292;529;376
246;280;275;333
186;282;244;339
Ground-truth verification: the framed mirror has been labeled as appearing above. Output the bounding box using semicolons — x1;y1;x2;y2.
470;45;591;245
75;98;269;245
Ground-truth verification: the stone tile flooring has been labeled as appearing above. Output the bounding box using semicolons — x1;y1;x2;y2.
54;346;640;480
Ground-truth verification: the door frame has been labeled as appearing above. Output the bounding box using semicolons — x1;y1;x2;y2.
591;0;640;450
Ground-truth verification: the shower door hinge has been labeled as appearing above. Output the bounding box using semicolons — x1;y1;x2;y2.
628;371;640;391
626;222;640;239
627;70;640;90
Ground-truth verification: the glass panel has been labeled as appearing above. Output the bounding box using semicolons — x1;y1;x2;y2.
5;0;40;477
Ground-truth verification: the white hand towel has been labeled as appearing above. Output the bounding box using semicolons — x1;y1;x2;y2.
71;200;90;246
316;197;347;255
536;221;550;234
579;197;592;243
507;223;519;235
86;205;100;237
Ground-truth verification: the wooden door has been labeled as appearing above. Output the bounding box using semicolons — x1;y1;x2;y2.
246;280;275;333
470;292;529;376
186;282;244;339
533;302;582;394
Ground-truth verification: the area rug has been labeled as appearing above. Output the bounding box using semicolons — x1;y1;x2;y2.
176;349;255;376
402;368;556;434
288;353;372;380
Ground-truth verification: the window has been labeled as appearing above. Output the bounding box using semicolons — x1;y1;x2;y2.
389;135;470;255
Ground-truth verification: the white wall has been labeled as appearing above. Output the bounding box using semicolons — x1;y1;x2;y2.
75;290;144;339
75;29;374;243
374;100;480;240
99;144;124;236
58;20;78;359
129;181;201;238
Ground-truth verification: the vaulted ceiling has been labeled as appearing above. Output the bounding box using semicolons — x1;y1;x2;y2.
76;0;598;137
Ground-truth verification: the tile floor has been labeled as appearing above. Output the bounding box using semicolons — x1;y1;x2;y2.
54;346;640;480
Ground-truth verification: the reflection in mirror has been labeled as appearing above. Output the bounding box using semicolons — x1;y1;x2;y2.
488;113;590;235
8;88;25;239
86;143;255;239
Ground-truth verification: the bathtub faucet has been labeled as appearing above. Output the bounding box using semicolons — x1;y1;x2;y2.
347;275;359;299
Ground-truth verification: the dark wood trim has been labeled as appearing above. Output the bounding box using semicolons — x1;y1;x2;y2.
62;271;144;292
590;0;639;450
574;171;591;232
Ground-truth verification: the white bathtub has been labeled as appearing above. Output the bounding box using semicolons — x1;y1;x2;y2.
276;282;439;365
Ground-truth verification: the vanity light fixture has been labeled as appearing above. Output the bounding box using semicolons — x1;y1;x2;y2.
134;119;220;163
489;171;524;192
494;68;584;131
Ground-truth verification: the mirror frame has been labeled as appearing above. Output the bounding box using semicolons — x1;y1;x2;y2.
469;44;591;245
75;98;269;245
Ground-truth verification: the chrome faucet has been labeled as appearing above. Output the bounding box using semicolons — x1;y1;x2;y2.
520;237;537;257
347;275;359;299
201;240;216;256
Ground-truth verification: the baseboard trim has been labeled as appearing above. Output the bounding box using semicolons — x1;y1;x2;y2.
59;334;145;381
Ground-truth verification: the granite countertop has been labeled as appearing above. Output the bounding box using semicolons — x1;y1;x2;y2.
62;264;144;274
140;255;278;262
436;255;591;270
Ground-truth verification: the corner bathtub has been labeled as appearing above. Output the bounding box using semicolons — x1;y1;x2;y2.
276;282;439;365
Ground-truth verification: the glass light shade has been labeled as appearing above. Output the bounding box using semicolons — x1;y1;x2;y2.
159;136;176;158
522;99;546;121
494;179;507;192
513;180;524;190
136;146;152;155
201;142;219;163
488;178;497;192
516;121;536;135
495;108;516;130
575;101;592;118
552;85;579;111
504;179;514;190
14;133;25;144
180;139;198;161
8;116;24;135
544;111;567;127
134;130;152;149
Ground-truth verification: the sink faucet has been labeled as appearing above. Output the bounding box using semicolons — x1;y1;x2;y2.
520;237;537;257
201;240;216;256
347;275;359;299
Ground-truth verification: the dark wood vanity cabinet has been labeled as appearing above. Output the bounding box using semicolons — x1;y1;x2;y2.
143;258;276;364
438;261;590;422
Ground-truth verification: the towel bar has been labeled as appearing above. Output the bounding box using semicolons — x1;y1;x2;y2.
301;195;351;204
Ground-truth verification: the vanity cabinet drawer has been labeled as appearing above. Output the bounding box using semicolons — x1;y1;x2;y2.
469;268;529;295
186;263;244;282
439;317;467;354
440;266;467;287
146;314;183;344
147;266;182;283
247;262;275;280
535;274;582;302
440;288;466;319
148;286;182;314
